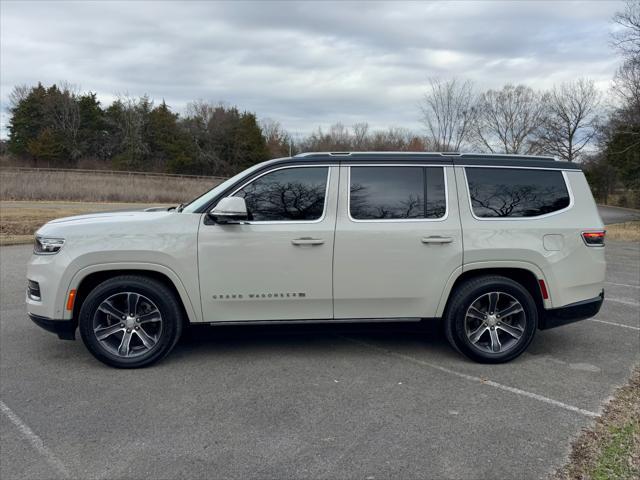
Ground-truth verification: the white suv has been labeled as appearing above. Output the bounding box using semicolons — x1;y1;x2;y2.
27;152;606;368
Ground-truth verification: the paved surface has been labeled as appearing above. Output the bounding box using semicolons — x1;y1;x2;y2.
1;243;638;480
598;204;640;224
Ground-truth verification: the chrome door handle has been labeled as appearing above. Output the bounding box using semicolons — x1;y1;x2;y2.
421;236;453;244
291;237;325;246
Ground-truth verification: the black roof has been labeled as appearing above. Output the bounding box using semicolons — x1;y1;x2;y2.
289;152;581;170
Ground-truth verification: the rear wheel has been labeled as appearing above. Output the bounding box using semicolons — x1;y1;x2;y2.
444;275;538;363
79;275;183;368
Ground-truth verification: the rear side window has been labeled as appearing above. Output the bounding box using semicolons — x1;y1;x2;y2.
349;166;446;220
465;167;570;218
233;167;328;221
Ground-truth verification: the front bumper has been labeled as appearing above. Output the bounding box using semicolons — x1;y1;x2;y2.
29;313;76;340
539;290;604;330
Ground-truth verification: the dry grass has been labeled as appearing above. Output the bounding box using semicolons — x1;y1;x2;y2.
0;200;165;245
602;192;640;210
0;169;221;203
606;222;640;242
555;367;640;480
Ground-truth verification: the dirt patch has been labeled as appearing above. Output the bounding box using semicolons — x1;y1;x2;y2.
554;367;640;479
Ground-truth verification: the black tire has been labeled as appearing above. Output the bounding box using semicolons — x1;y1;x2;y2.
79;275;183;368
444;275;538;363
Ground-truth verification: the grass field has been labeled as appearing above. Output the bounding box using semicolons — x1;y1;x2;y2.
0;168;222;203
606;221;640;242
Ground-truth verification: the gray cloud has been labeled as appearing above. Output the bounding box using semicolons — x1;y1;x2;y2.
0;0;623;137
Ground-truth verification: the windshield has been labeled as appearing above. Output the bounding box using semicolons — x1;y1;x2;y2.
181;160;273;213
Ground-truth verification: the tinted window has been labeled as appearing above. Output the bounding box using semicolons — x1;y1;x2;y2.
425;167;447;218
349;166;446;220
234;167;328;221
466;168;570;218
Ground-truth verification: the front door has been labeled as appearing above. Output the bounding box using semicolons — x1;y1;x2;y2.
333;164;463;319
198;165;337;322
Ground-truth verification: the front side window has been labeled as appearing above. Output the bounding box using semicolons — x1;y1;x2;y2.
233;167;328;222
349;166;446;220
466;167;570;218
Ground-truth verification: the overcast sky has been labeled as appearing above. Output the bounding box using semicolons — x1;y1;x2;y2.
0;0;625;138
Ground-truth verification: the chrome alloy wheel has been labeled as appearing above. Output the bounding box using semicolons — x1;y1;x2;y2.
464;291;526;354
92;292;163;358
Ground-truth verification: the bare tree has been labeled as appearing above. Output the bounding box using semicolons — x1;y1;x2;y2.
605;0;640;168
613;56;640;108
8;84;30;110
328;122;351;150
50;82;81;160
473;84;548;155
185;99;218;127
260;118;292;157
352;122;369;149
420;78;476;151
611;0;640;59
537;79;601;162
298;122;424;153
111;94;152;170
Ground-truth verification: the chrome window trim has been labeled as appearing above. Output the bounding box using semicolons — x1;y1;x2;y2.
346;164;449;223
462;167;575;221
225;164;333;225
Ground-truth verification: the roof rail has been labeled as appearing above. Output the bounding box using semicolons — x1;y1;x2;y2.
293;151;558;161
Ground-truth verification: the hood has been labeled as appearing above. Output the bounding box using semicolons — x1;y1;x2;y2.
38;210;177;236
48;210;172;224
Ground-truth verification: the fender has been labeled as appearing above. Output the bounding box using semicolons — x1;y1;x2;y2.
435;260;552;317
63;262;201;323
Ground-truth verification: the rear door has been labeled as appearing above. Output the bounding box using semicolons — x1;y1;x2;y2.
333;163;463;319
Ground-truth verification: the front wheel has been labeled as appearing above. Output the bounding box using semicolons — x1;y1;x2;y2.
444;275;538;363
79;275;183;368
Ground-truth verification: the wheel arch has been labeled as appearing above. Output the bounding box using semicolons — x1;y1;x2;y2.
436;263;548;319
68;264;200;325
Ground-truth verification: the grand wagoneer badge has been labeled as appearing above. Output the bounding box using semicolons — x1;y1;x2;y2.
212;292;307;300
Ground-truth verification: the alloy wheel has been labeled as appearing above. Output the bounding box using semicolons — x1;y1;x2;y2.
92;292;163;358
464;291;526;354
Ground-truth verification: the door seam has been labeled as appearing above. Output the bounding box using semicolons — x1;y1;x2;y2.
330;166;341;319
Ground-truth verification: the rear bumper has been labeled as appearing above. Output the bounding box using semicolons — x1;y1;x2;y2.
539;290;604;330
29;313;76;340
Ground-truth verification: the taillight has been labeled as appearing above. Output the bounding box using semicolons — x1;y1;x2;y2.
582;231;606;246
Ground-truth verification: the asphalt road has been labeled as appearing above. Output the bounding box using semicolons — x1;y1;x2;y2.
598;204;640;224
1;242;639;480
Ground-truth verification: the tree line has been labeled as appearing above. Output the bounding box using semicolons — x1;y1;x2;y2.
4;87;273;176
2;1;638;204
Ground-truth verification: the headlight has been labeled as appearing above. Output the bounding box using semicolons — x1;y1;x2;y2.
34;236;65;255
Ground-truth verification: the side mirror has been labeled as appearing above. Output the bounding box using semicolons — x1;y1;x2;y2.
209;197;248;224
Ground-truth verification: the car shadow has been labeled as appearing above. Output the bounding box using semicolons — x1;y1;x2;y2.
173;320;449;357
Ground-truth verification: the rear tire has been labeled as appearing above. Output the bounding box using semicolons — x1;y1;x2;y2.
79;275;183;368
444;275;537;363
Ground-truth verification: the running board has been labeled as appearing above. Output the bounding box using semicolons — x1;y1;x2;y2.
207;317;424;326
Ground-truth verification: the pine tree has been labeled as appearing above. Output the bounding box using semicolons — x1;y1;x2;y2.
7;83;48;157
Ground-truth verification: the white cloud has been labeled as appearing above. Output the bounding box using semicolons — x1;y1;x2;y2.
0;0;625;137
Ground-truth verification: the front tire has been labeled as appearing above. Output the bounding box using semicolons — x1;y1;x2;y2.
79;275;183;368
444;275;538;363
